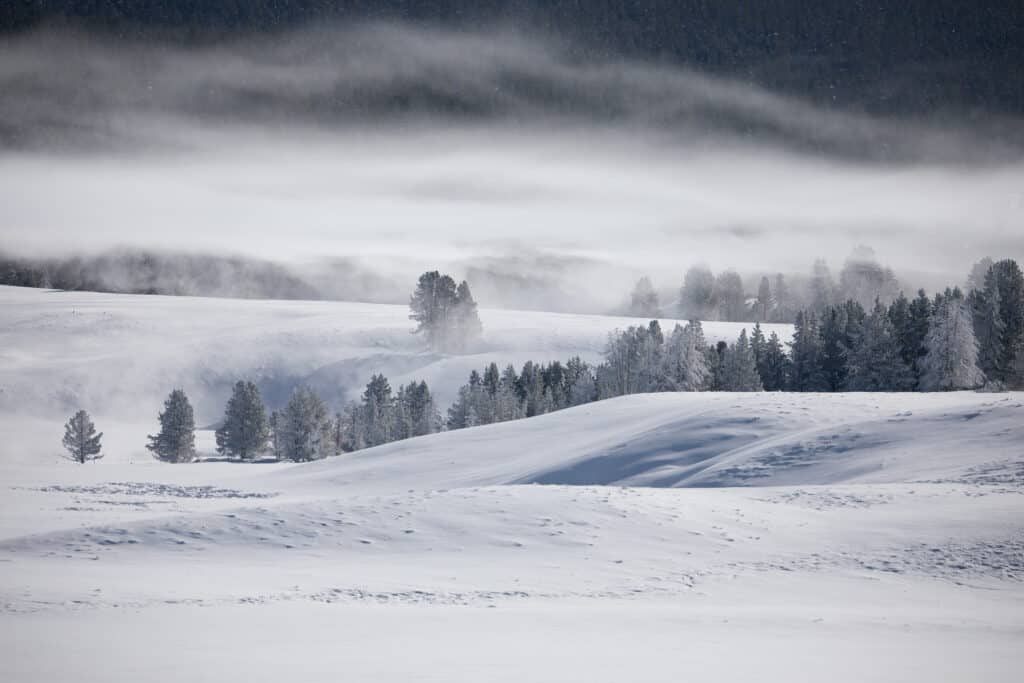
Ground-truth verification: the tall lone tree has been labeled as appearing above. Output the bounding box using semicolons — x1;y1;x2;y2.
62;409;103;464
147;389;196;463
215;380;270;460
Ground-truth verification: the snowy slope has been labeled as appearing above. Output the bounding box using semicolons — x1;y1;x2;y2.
1;285;1022;682
0;285;791;463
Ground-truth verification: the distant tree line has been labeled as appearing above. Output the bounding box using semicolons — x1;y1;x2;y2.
628;246;904;323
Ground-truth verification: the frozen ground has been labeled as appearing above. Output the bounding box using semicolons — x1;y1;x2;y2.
1;286;1022;682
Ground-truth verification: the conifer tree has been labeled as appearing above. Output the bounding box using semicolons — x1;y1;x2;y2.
919;293;985;391
278;386;331;461
788;311;828;391
758;332;791;391
720;329;764;391
662;321;710;391
62;409;103;464
215;380;269;460
147;389;196;463
361;374;396;447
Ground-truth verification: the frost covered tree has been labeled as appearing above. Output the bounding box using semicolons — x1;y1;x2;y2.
819;302;864;391
278;386;331;462
678;265;717;320
662;321;710;391
146;389;196;463
846;302;914;391
215;380;269;460
919;293;984;391
716;270;747;322
629;276;661;318
719;329;763;391
62;409;103;464
396;381;440;438
772;273;792;323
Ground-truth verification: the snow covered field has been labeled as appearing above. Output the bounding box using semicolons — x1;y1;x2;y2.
1;286;1022;682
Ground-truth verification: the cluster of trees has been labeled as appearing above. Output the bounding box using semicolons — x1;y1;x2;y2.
409;271;482;354
138;377;443;464
58;258;1023;464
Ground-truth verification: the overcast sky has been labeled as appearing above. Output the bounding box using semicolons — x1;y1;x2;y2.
1;23;1022;305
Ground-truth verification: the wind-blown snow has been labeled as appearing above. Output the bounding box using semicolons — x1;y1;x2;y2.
1;286;1021;682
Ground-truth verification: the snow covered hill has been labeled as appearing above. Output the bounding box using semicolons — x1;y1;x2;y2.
1;285;1022;682
0;285;790;463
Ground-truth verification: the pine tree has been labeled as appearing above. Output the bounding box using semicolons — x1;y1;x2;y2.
146;389;196;463
788;311;828;391
278;386;331;461
846;302;914;391
629;277;662;317
720;329;764;391
215;380;269;460
919;294;985;391
62;409;103;463
758;332;791;391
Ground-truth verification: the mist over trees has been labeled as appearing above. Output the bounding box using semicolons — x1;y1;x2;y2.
409;271;483;354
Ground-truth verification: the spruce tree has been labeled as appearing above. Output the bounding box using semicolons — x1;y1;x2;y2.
361;374;396;447
989;259;1024;385
146;389;196;463
62;409;103;464
215;380;269;460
